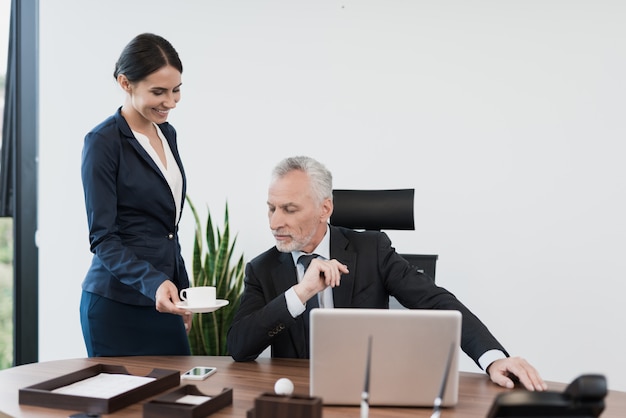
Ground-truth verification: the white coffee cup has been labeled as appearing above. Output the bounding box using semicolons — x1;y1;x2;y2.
180;286;216;307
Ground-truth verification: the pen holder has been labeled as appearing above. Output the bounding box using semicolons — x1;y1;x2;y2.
247;392;322;418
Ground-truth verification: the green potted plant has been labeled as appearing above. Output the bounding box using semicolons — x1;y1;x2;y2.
186;197;245;356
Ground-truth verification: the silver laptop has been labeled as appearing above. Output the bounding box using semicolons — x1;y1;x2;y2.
310;308;461;407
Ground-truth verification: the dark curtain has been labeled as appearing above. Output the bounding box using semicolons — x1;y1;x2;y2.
0;0;16;217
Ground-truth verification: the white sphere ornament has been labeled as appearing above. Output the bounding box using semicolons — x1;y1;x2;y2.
274;377;295;395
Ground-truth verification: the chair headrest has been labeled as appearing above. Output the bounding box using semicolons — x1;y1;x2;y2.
331;189;415;231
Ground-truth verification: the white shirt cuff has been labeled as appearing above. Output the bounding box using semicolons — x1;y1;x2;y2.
478;349;507;371
285;287;306;318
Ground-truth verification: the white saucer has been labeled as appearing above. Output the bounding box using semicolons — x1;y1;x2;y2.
176;299;229;313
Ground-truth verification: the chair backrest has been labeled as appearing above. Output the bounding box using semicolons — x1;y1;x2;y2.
331;189;415;231
330;188;438;283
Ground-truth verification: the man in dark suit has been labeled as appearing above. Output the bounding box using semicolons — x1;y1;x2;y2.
227;156;547;391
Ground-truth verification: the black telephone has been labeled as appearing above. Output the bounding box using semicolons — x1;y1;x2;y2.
486;374;607;417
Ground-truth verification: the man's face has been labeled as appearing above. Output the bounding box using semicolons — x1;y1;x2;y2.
267;170;332;253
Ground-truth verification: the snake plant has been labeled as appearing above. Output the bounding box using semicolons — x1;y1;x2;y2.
186;196;245;356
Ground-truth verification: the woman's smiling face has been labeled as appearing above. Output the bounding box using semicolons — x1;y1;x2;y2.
125;65;182;125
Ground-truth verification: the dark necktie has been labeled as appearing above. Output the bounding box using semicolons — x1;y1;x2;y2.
298;253;320;358
297;253;318;270
298;253;320;309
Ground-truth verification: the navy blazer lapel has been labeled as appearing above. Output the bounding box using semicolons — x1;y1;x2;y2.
114;110;166;179
128;138;165;179
329;226;357;307
114;109;186;214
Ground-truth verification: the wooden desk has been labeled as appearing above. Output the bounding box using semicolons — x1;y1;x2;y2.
1;356;625;417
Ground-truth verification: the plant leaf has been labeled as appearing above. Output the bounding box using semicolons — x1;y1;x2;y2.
186;198;245;356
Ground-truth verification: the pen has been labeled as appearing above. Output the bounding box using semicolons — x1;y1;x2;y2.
431;343;455;418
361;335;372;418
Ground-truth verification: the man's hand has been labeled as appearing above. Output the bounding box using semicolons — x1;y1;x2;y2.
293;258;349;303
155;280;193;332
487;357;547;391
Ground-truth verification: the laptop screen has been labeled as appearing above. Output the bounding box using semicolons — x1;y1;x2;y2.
309;308;461;407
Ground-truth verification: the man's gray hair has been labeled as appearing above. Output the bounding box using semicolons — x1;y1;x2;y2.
271;156;333;204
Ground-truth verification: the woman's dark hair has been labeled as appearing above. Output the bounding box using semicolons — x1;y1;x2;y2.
113;33;183;82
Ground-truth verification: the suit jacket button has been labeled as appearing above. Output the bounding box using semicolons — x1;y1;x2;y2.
167;233;174;240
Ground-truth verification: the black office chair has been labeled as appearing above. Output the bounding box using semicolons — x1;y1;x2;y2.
330;188;438;281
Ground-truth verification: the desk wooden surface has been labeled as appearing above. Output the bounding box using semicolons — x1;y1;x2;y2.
0;356;624;417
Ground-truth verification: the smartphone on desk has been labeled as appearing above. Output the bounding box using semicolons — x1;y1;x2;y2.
181;366;217;380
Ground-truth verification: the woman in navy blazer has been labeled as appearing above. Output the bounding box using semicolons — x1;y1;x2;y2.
80;33;192;356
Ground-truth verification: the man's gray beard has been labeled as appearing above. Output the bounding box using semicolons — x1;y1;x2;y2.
275;241;299;253
273;229;317;253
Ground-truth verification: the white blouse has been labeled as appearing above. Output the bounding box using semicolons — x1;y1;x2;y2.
132;124;184;225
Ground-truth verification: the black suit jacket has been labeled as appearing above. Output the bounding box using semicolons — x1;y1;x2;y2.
80;107;189;306
227;225;508;367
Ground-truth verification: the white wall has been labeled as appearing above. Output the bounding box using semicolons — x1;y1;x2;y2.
38;1;626;391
